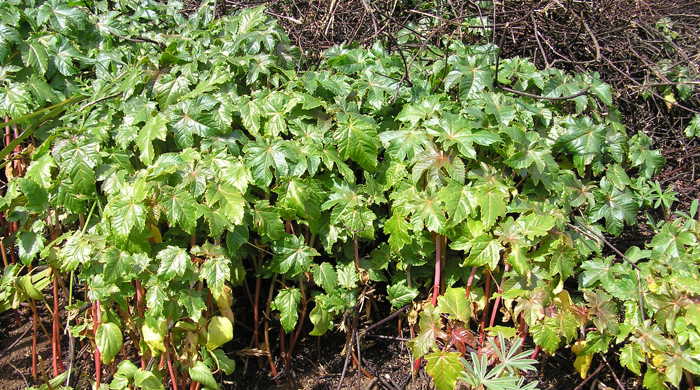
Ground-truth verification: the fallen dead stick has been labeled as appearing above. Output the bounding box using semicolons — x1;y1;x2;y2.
572;363;605;390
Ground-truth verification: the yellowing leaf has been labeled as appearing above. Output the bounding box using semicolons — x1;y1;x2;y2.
206;316;233;350
572;340;593;379
424;351;463;390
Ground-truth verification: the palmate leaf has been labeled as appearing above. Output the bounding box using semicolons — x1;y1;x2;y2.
0;24;20;62
0;83;33;117
445;60;492;99
271;235;319;277
312;262;337;292
136;113;168;165
387;280;418;308
272;287;301;333
464;234;502;270
383;213;411;252
154;75;190;108
159;187;202;234
437;287;471;323
53;37;80;76
474;184;508;230
251;200;285;241
424;351;463;390
205;182;245;227
107;198;146;239
22;39;49;75
334;112;379;171
244;137;291;187
168;100;212;147
590;181;637;235
200;255;231;298
438;182;477;225
36;4;86;31
156;246;191;281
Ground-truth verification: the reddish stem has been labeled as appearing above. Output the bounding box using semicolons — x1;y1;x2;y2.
167;351;179;390
263;275;279;377
519;315;528;345
431;234;442;306
479;271;492;346
488;265;508;329
530;345;541;359
251;277;261;347
465;266;477;298
92;300;102;386
52;270;64;375
4;117;10;148
0;239;8;267
279;326;288;370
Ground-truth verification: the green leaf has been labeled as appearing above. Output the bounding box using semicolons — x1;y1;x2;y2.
206;316;233;350
387;280;419;308
18;232;44;265
200;255;232;298
620;343;643;375
518;213;556;240
136;113;168;165
437;287;471;323
337;262;358;289
156;246;190;281
475;185;508;229
0;83;32;117
590;79;613;106
272;235;319;277
309;304;332;336
464;235;502;270
384;213;411;252
643;367;666;390
438;183;476;225
23;40;49;75
424;351;463;390
159;188;202;234
530;317;560;354
142;316;166;355
313;262;337;292
96;322;123;364
273;287;301;333
685;114;700;137
154;75;190;107
334;112;379;171
211;349;236;375
189;361;219;390
133;369;165;390
205;183;245;227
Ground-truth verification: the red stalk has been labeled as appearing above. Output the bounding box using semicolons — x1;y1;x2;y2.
530;345;541;359
465;266;477;298
431;234;442;306
279;326;287;368
488;265;509;329
264;275;279;377
92;300;102;386
52;269;64;375
0;239;8;267
479;271;492;346
167;351;179;390
251;277;261;347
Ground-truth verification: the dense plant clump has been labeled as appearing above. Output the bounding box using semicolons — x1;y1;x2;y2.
0;1;698;389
